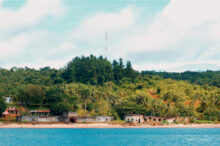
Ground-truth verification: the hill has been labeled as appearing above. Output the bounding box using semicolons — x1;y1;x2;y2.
0;55;219;121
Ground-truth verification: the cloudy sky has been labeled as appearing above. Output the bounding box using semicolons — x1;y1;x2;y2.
0;0;220;72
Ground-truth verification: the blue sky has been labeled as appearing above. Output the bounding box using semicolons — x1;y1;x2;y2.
0;0;220;72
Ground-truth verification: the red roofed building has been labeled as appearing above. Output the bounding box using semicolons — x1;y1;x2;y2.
2;107;21;118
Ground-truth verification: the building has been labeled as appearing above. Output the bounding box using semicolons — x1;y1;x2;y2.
30;110;50;117
17;110;59;122
96;116;113;122
3;96;12;104
176;117;192;123
125;114;145;123
2;107;20;118
125;115;177;123
145;116;166;123
166;117;176;123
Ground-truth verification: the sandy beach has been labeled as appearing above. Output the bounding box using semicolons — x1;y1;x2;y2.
0;123;220;128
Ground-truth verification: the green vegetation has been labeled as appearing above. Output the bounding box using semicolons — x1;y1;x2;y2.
0;97;7;116
0;55;219;121
142;70;220;88
190;119;214;124
162;120;169;124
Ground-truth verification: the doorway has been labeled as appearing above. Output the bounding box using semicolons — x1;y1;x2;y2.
69;117;77;123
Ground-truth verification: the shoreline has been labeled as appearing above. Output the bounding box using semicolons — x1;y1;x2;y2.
0;123;220;129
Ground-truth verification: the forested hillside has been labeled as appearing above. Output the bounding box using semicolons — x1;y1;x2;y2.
0;55;219;121
142;71;220;88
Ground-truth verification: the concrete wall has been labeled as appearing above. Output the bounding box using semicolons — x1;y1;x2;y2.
63;112;77;117
145;117;165;122
77;116;97;122
17;116;63;122
77;116;113;123
17;115;113;123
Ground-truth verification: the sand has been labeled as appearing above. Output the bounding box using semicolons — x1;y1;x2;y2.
0;123;220;128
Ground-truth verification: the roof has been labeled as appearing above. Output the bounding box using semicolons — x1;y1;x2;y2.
2;111;9;115
7;107;20;111
125;114;144;116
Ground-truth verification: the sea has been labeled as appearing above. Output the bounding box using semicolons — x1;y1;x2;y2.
0;128;219;146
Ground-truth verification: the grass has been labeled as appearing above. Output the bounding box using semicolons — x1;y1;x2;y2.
111;120;126;124
162;120;169;124
191;120;214;124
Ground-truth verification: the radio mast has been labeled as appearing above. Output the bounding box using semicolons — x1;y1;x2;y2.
105;32;108;51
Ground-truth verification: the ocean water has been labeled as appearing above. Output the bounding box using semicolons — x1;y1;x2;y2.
0;128;219;146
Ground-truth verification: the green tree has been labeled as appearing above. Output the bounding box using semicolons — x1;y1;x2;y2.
16;85;46;107
50;102;71;116
0;97;7;116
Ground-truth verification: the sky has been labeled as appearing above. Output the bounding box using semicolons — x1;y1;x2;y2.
0;0;220;72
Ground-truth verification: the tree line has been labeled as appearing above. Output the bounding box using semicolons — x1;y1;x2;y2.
142;70;220;88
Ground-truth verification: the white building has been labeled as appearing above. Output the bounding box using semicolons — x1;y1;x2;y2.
125;114;145;123
3;96;12;104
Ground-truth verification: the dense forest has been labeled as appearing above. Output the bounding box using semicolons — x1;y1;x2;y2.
0;55;220;121
142;70;220;88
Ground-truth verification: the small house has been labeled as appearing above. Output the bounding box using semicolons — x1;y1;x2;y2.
96;116;113;122
125;114;145;123
166;117;176;123
2;107;20;118
3;96;12;104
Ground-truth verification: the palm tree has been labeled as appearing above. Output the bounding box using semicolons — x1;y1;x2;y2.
80;88;91;112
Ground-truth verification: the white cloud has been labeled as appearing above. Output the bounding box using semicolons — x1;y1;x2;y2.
71;7;137;42
0;30;77;69
134;60;220;72
110;0;220;71
0;0;68;68
3;57;73;69
0;0;65;35
0;34;27;59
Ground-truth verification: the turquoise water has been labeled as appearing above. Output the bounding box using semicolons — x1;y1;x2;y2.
0;128;219;146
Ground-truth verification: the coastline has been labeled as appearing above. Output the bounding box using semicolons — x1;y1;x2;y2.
0;123;220;128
